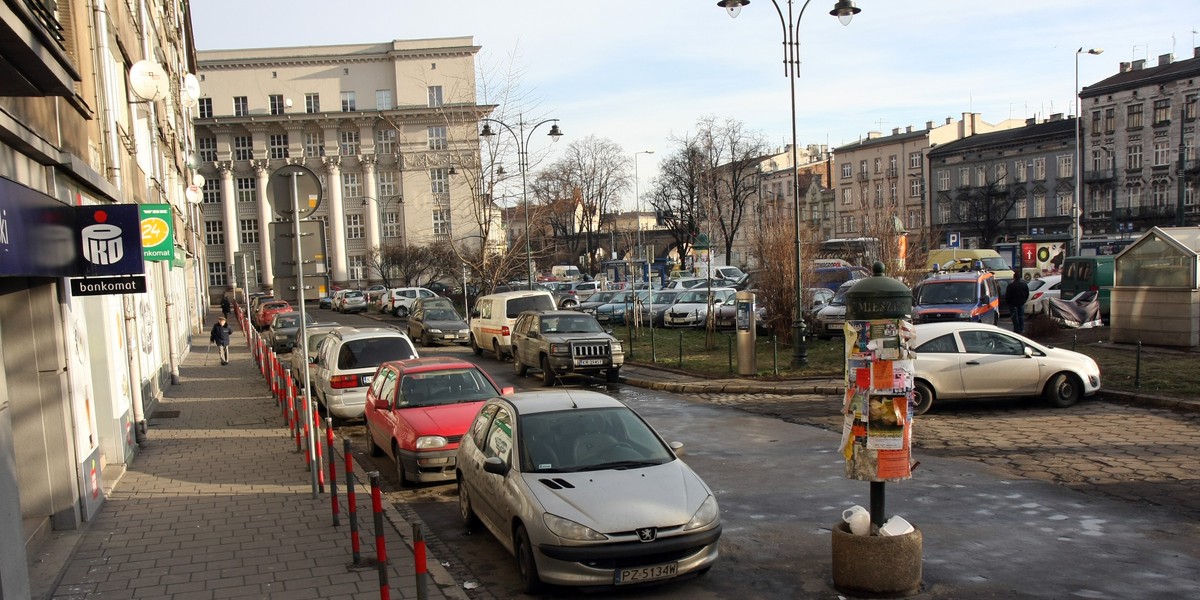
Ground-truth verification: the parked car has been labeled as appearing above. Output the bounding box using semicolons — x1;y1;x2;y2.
576;290;622;314
288;322;342;378
469;290;557;360
545;280;601;309
364;284;388;303
662;288;737;328
593;290;645;326
713;292;770;332
254;300;293;331
318;293;334;309
266;311;317;353
456;390;722;593
380;287;439;317
406;301;470;346
911;322;1101;414
338;290;368;314
310;326;419;420
664;276;719;290
1024;275;1063;316
911;270;1001;326
812;266;870;292
509;310;624;385
638;289;683;327
815;281;855;340
364;356;512;486
330;290;349;312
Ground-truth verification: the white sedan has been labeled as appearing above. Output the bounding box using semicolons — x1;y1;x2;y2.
912;322;1100;414
1024;275;1062;315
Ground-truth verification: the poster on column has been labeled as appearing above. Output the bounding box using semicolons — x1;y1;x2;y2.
841;317;915;482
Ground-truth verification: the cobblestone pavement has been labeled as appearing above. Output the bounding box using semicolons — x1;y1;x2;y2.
693;392;1200;519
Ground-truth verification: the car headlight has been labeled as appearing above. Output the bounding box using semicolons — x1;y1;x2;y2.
415;436;448;449
427;328;443;334
543;513;608;541
610;341;623;353
684;495;719;531
550;343;571;354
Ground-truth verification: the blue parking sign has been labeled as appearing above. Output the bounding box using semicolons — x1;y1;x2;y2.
948;232;961;248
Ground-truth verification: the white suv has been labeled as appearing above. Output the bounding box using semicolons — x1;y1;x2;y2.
310;326;418;420
379;287;438;317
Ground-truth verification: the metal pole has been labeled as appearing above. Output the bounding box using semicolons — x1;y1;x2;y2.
1178;110;1188;227
783;0;813;367
1074;49;1082;254
520;117;534;290
290;172;318;496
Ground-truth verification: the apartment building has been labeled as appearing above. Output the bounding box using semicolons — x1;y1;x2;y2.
194;38;492;299
1080;49;1200;238
1;1;202;595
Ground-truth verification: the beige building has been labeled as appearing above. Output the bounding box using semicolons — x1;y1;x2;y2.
194;38;494;297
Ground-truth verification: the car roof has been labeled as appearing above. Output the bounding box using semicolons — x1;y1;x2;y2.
383;356;478;374
502;390;624;416
913;321;1038;346
517;309;592;318
329;325;408;340
921;271;993;283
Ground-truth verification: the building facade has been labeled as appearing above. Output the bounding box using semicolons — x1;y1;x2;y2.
194;39;491;301
1;1;203;596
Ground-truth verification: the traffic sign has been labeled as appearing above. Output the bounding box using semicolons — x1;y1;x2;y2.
266;164;322;220
947;232;961;248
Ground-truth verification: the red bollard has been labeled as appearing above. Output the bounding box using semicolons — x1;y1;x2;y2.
302;414;311;467
346;438;361;564
293;392;303;453
369;471;389;600
327;418;339;527
312;403;325;493
413;524;428;600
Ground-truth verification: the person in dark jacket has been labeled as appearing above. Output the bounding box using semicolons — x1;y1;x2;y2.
220;296;232;319
1005;277;1030;334
210;316;232;365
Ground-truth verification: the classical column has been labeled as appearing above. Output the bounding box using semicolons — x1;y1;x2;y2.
253;159;274;290
324;156;348;285
362;155;381;257
217;161;238;290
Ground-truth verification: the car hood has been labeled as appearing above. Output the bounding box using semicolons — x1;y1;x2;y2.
540;333;614;343
398;401;486;436
521;460;712;531
423;318;468;329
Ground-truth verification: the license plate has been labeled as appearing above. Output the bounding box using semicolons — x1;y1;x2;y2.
578;358;605;366
443;334;458;339
616;562;678;585
361;375;374;385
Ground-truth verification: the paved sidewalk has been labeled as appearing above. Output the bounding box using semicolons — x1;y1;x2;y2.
48;310;467;600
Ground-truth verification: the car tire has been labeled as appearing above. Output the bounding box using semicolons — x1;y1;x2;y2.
515;525;544;594
392;443;409;488
1044;372;1081;408
396;306;409;318
540;355;556;387
471;334;483;356
606;367;620;383
457;476;479;530
513;353;528;377
367;434;384;457
493;340;504;361
421;333;432;347
913;381;935;415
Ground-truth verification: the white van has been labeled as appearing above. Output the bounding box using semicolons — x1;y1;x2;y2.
469;290;556;360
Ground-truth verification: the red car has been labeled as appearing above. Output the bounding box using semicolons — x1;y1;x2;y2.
364;357;512;486
255;300;293;331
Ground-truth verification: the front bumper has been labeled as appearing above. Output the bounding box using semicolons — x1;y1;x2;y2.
398;448;458;483
533;525;721;587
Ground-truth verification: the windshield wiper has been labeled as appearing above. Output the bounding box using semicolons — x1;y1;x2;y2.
577;460;661;471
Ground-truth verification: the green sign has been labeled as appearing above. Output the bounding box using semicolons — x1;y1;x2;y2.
140;204;174;261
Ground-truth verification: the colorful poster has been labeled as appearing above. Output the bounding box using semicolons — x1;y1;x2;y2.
139;203;173;261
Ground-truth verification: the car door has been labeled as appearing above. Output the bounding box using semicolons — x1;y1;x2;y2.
474;404;516;537
511;314;535;368
914;332;967;397
366;366;399;452
956;329;1041;397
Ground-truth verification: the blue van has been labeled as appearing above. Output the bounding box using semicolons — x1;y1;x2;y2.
812;266;869;291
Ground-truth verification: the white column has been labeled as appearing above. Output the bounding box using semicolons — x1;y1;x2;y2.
254;160;273;289
324;157;348;285
363;156;381;254
218;162;238;289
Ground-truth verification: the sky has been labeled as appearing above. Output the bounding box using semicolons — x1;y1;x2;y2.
190;0;1200;211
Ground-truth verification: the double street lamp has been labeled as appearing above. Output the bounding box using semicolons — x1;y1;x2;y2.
1075;47;1103;252
718;0;861;368
480;116;564;290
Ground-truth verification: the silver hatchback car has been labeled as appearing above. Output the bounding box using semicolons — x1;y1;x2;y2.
456;390;721;592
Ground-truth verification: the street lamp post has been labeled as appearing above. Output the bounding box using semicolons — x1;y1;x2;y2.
634;150;655;265
1075;46;1103;253
480;116;564;290
719;0;860;368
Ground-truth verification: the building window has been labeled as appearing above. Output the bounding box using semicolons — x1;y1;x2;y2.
233;96;248;117
433;208;451;235
909;152;921;169
1015;161;1028;183
305;93;320;113
873;183;882;207
1127;183;1143;209
376;89;393;110
205;221;224;245
1092;149;1114;170
198;98;212;119
1127;104;1143;128
376;129;397;155
907;209;920;230
348;255;366;281
1151;181;1170;206
269;134;289;159
341;91;356;112
235;177;256;203
378;171;398;196
1104;108;1115;133
1127;143;1143;170
841;188;851;205
428;126;448;150
858;160;868;175
207;261;227;287
1033;157;1046;181
304;132;323;158
269;94;285;115
233;135;253;161
430;168;450;194
428;86;443;107
889;155;898;172
202;179;220;204
938;204;950;224
841;163;852;179
340;130;360;155
1153;140;1170;166
1090;110;1101;135
873;157;882;174
909;178;922;198
346;213;364;239
1016;198;1027;219
239;219;259;244
1033;191;1046;218
1056;192;1071;216
342;172;362;198
1153;99;1171;124
889;181;897;203
381;211;402;238
1186;185;1195;206
995;164;1007;189
198;137;217;162
1056;155;1073;179
1186;94;1198;121
975;165;987;187
958;167;969;187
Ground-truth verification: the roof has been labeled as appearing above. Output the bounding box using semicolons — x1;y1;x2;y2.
1117;226;1200;258
928;118;1075;157
386;356;476;374
503;390;623;416
1082;52;1200;97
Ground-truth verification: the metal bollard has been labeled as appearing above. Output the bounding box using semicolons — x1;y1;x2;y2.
413;524;428;600
1135;341;1142;389
678;330;684;367
772;334;779;376
369;471;390;600
327;418;340;526
345;438;361;564
1072;334;1077;351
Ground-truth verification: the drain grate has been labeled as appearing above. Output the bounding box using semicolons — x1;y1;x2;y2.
151;410;181;419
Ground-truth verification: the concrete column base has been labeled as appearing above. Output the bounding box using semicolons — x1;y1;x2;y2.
831;521;923;597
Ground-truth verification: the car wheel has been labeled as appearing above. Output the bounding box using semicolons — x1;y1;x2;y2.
457;476;479;530
392;443;409;487
562;300;577;309
471;334;483;356
396;306;409;318
421;333;433;347
367;434;384;457
514;525;544;594
540;355;556;387
513;352;528;377
913;381;935;415
493;340;504;361
1044;372;1081;408
605;367;620;383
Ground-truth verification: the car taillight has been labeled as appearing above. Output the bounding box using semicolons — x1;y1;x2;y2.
1031;292;1044;300
330;374;361;389
501;325;510;336
1089;285;1098;291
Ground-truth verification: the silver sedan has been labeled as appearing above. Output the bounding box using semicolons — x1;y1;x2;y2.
455;390;721;593
912;322;1101;414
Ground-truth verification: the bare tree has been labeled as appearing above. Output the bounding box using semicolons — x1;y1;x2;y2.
644;135;706;269
695;116;772;267
538;135;632;274
937;166;1016;249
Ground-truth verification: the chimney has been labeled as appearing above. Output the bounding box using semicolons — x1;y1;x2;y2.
926;120;934;129
892;127;900;135
1049;113;1063;122
1026;117;1038;126
866;131;881;139
945;116;953;125
906;125;913;133
1132;59;1146;70
1120;61;1131;73
1159;53;1173;66
1195;46;1200;59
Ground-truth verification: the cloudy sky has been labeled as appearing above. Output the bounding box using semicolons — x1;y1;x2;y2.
191;0;1200;210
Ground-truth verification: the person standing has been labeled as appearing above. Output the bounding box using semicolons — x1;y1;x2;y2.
1005;276;1030;334
210;316;232;365
220;296;232;320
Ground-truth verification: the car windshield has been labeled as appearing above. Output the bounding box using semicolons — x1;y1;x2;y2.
981;257;1010;271
548;283;574;291
345;291;364;299
1028;278;1048;292
917;281;977;305
587;291;619;304
678;290;715;303
425;309;462;321
540;315;604;333
518;407;674;473
650;291;679;304
336;337;417;370
505;295;555;318
830;284;854;306
398;369;498;406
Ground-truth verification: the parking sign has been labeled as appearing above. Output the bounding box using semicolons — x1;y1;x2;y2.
947;232;961;248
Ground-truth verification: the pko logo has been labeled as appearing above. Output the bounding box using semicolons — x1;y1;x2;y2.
81;210;124;266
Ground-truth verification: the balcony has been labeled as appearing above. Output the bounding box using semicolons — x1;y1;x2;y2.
1084;169;1115;182
856;172;870;182
885;167;898;178
0;0;80;95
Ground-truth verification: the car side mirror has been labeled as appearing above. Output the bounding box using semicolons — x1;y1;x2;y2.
470;311;480;319
669;441;685;456
372;398;390;410
483;456;509;476
1023;346;1034;358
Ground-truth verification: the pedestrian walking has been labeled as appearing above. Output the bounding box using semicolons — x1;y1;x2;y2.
1005;276;1030;334
210;316;232;365
220;296;232;320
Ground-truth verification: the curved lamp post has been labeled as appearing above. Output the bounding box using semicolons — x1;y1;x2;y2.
361;195;406;246
480;116;563;290
634;150;655;264
1075;47;1103;252
718;0;860;367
